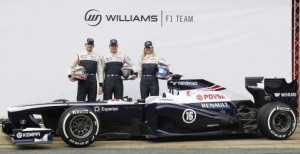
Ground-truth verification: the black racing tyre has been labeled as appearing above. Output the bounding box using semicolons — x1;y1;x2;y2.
58;106;100;147
257;102;297;140
2;119;13;134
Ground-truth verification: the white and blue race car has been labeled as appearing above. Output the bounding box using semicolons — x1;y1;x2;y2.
2;75;298;147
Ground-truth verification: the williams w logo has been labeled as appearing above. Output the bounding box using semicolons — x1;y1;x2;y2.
85;9;102;26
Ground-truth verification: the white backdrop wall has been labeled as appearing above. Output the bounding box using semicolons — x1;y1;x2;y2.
0;0;291;117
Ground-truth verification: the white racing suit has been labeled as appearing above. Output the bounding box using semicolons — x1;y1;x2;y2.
68;51;101;102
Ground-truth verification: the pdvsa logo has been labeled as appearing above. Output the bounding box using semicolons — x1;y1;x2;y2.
85;9;102;26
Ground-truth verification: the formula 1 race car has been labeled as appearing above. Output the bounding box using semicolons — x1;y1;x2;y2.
2;75;298;147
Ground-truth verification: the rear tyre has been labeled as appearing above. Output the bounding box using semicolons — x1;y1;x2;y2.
58;106;100;147
257;102;297;140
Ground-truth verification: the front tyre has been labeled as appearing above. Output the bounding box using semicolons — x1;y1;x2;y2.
58;106;100;147
257;102;297;140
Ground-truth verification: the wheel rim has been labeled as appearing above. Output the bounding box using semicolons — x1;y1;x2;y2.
271;111;292;133
69;115;94;139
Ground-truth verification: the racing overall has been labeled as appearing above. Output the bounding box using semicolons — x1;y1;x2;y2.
99;52;135;100
139;54;171;99
68;51;100;102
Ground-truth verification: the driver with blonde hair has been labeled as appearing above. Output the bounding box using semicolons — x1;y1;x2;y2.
138;41;172;99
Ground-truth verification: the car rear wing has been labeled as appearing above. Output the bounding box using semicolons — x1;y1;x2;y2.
245;77;298;117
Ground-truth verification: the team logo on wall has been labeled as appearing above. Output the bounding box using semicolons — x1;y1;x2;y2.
84;9;193;27
85;9;102;26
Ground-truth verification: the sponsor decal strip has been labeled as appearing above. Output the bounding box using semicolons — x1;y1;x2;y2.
274;93;296;97
202;84;224;91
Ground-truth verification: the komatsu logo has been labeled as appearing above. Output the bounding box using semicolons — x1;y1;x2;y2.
201;102;230;109
274;93;296;97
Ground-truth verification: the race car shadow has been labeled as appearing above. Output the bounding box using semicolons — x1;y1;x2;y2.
147;133;264;142
14;145;54;150
10;133;264;149
96;133;264;142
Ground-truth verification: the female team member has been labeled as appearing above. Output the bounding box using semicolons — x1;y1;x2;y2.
138;41;172;99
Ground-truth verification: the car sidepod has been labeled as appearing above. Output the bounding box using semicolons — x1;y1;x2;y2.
146;101;241;137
